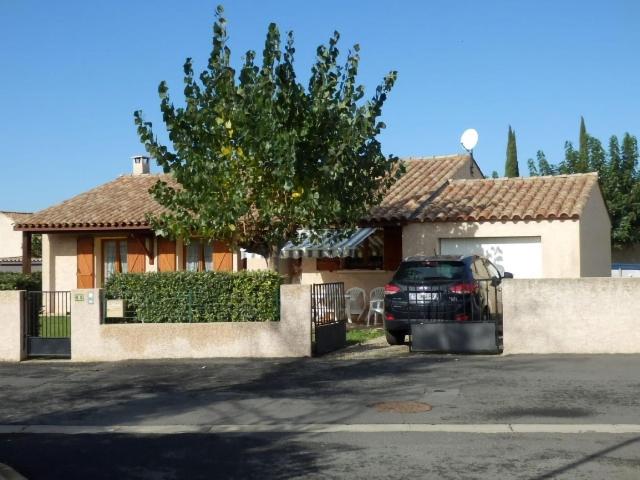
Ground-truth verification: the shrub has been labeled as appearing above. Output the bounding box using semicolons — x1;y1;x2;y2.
104;270;282;323
0;272;42;291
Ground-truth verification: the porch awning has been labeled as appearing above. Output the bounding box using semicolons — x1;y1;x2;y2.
281;228;380;259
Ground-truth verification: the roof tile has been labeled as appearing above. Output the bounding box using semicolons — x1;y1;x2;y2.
415;173;598;222
365;154;471;222
14;174;176;230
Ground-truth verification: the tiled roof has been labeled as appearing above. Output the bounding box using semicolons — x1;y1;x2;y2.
1;211;32;223
365;154;472;222
14;158;598;231
16;155;472;230
414;173;599;222
15;174;175;230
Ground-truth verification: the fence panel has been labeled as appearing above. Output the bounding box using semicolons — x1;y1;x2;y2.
311;282;347;355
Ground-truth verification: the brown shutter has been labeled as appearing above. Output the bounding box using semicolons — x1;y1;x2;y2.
127;237;146;273
157;238;176;272
77;236;95;288
383;226;403;271
316;258;341;271
213;241;233;272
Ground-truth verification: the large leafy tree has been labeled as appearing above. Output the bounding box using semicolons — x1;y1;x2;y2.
528;118;640;248
134;6;401;268
527;150;557;176
504;126;520;177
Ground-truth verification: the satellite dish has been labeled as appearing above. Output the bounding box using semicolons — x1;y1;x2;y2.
460;128;479;151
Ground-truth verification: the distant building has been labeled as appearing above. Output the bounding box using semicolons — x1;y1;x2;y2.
0;211;42;273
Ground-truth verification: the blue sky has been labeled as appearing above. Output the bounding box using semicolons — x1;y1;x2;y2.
1;0;639;212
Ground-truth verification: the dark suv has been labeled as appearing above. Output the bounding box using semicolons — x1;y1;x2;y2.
383;255;512;345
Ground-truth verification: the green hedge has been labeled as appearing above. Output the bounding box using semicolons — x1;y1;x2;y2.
104;271;282;323
0;272;42;291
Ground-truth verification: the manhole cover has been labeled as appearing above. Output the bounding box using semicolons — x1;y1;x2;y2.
371;401;432;413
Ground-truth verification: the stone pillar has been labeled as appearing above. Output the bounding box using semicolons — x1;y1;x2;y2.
70;289;103;361
0;290;25;361
280;284;312;357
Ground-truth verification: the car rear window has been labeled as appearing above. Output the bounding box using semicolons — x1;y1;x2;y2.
393;261;466;283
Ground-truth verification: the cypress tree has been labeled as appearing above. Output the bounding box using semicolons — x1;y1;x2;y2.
577;116;589;172
504;126;520;177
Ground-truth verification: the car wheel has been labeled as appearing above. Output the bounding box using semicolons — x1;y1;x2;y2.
385;331;406;345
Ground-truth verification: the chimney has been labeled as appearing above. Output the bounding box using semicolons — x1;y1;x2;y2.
132;155;150;175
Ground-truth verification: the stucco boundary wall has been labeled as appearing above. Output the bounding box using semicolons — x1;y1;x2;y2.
503;278;640;354
0;290;24;361
71;285;312;361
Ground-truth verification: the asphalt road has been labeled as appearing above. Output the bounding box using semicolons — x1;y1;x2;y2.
0;354;639;479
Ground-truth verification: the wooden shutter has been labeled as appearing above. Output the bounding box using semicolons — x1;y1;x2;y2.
316;258;341;271
127;237;146;273
157;238;176;272
383;226;403;271
213;241;233;272
77;236;95;288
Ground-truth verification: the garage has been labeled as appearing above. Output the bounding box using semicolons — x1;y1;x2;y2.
440;237;542;279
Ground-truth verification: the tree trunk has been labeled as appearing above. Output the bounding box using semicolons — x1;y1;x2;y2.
265;245;280;272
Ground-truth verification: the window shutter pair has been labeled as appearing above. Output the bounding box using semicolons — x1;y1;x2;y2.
159;238;233;272
77;237;233;287
77;236;146;288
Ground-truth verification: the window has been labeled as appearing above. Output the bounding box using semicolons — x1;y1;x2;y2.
103;239;127;282
343;230;384;270
317;229;387;271
184;239;214;272
393;261;466;283
314;227;403;272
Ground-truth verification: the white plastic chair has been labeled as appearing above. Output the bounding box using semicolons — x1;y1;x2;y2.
367;287;385;326
345;287;366;323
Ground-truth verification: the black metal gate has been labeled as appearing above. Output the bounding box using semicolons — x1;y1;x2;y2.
409;279;503;354
311;282;347;355
23;291;71;358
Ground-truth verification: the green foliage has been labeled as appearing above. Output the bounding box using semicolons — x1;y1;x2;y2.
504;126;520;177
605;133;640;246
104;271;282;323
491;170;499;178
576;116;590;172
529;118;640;248
0;272;41;291
134;5;402;265
32;234;42;259
346;327;384;345
527;150;557;176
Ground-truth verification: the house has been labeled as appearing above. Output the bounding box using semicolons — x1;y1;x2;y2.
13;153;611;292
0;211;41;273
13;156;237;291
277;154;611;290
276;154;484;292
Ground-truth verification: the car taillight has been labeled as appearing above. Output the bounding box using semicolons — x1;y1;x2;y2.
385;313;395;321
384;284;401;295
449;283;477;294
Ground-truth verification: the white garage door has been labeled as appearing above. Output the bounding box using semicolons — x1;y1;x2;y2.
440;237;542;279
